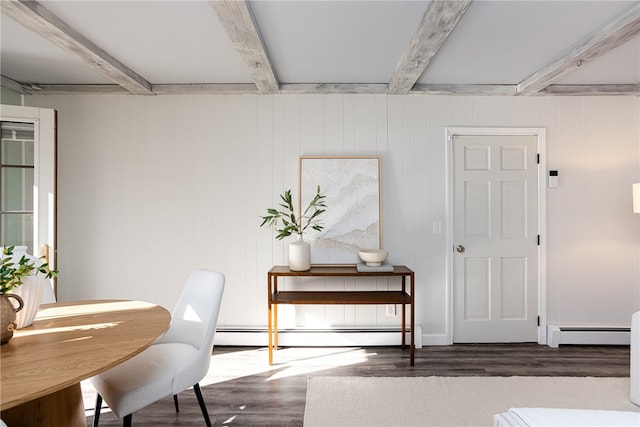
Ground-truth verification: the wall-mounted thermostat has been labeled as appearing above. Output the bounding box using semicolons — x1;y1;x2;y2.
549;170;558;188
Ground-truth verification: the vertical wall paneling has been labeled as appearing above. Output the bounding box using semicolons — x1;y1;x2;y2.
244;96;259;326
430;96;455;338
323;95;346;324
255;96;274;327
24;93;640;345
221;96;248;326
342;94;356;325
354;95;381;324
298;95;327;327
413;97;430;329
541;97;560;324
582;97;606;324
280;95;301;329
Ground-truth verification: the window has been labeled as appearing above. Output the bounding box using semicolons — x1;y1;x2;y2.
0;121;35;251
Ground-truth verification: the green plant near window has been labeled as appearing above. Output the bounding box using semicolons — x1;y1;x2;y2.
0;246;58;295
260;186;327;240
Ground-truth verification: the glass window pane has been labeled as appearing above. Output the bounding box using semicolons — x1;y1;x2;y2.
24;140;35;166
0;213;33;251
1;122;34;166
1;167;34;211
1;139;34;166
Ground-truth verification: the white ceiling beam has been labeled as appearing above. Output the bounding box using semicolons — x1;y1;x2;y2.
411;84;516;96
517;3;640;95
23;83;258;95
23;83;638;96
388;0;472;95
1;0;154;95
153;83;258;95
279;84;388;95
1;75;32;94
210;0;279;94
21;85;131;95
539;84;640;96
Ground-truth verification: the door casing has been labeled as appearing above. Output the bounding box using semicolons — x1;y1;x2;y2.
0;104;57;299
445;127;547;345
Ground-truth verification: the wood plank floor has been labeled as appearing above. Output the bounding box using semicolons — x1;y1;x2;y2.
85;344;630;426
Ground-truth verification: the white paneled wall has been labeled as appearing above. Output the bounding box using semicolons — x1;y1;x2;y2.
25;94;640;344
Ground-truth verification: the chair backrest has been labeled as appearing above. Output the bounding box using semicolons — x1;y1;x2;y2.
156;269;225;352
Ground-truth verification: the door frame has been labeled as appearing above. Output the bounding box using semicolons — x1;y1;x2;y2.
445;127;547;345
0;104;57;298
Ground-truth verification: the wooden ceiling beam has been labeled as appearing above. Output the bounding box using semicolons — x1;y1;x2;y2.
1;0;154;95
517;3;640;95
279;84;388;95
210;0;279;94
1;75;32;95
411;84;516;96
153;83;258;95
12;83;639;96
388;0;472;95
539;84;640;96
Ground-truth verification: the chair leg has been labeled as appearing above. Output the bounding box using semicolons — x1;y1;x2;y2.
123;414;132;427
173;394;179;413
193;383;211;427
93;394;103;427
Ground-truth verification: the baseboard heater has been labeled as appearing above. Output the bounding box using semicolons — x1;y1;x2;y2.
547;325;630;348
215;326;422;348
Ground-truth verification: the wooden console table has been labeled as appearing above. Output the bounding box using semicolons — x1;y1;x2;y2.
267;265;415;366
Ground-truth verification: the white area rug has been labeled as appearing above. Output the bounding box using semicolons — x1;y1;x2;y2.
303;376;640;427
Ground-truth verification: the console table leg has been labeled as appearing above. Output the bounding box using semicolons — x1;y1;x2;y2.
274;305;279;349
268;303;273;365
410;272;415;366
401;303;406;350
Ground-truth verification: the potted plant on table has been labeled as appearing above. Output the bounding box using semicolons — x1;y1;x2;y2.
0;246;58;344
260;186;327;271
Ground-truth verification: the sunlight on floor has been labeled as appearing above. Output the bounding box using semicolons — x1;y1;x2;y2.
203;346;374;384
81;346;374;415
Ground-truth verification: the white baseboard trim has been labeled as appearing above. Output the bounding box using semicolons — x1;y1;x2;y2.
421;334;452;346
547;325;630;348
215;326;423;348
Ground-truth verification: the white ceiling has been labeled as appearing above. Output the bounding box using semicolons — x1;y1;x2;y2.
1;0;639;96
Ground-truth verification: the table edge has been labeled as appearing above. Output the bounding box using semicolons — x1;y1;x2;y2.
0;300;170;411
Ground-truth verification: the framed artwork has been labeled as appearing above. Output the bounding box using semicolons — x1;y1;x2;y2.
299;156;382;265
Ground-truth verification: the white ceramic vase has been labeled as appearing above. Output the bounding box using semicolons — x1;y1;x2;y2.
2;246;46;329
288;234;311;271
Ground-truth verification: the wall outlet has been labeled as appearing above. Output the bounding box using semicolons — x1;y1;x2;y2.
386;304;397;317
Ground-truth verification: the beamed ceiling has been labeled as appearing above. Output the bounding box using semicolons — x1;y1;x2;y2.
1;0;639;97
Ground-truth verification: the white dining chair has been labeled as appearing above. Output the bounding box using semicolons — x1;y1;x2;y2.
91;269;225;427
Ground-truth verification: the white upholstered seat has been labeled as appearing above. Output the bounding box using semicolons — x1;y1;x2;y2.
91;269;225;426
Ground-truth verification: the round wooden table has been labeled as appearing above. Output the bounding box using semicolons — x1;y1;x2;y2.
0;300;171;427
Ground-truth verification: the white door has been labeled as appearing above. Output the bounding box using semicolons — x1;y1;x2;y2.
0;105;56;301
453;134;539;342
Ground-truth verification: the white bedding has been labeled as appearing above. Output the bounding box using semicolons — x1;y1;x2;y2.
494;410;528;427
494;408;640;427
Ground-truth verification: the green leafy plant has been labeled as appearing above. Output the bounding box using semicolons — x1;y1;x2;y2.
260;186;327;240
0;246;58;295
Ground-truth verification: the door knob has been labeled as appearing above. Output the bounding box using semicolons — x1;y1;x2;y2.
456;245;465;253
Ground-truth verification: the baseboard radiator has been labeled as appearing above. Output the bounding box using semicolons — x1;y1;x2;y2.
547;325;630;348
215;326;423;348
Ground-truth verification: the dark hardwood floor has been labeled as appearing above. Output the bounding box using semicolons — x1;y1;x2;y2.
85;344;630;426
